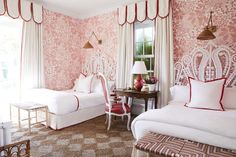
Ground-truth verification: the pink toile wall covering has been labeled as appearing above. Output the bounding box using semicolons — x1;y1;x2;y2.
173;0;236;62
173;0;236;86
43;0;236;90
43;10;118;90
43;10;83;90
77;11;118;80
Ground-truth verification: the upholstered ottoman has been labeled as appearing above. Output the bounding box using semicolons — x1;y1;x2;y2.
133;132;236;157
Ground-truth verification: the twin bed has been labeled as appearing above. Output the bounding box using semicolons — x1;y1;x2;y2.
131;100;236;151
23;83;106;130
132;42;236;153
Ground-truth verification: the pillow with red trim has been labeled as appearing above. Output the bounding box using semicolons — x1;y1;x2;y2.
222;88;236;109
75;73;93;93
186;77;226;111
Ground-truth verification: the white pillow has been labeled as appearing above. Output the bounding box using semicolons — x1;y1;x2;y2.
170;85;189;102
222;88;236;109
91;77;102;93
72;73;86;91
91;79;115;93
186;78;226;111
75;74;93;93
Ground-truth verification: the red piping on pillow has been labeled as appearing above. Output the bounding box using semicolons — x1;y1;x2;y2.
184;103;224;111
187;77;227;111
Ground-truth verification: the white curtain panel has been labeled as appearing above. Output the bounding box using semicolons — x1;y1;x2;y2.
154;10;174;106
21;21;44;89
116;23;134;88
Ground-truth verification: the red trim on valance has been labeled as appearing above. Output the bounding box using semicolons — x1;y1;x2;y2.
5;0;20;19
136;1;148;23
0;0;42;24
19;0;32;22
31;2;43;24
118;0;172;25
0;0;6;15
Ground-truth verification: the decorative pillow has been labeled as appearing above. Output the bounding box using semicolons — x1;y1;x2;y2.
75;74;93;93
186;77;226;111
92;79;115;93
72;73;86;91
222;88;236;109
170;85;189;103
90;77;102;93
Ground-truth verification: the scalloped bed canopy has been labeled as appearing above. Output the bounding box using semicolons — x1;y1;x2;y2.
0;0;42;24
118;0;172;25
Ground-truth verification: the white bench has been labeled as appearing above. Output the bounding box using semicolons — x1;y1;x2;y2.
10;102;48;133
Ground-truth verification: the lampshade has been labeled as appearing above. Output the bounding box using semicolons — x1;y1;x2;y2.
83;41;94;48
197;28;216;40
132;61;148;74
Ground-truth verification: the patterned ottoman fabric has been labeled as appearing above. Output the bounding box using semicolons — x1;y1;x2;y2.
135;132;236;157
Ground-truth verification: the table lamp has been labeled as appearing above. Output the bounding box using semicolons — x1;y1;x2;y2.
132;61;147;91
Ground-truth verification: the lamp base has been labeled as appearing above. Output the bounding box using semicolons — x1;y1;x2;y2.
134;74;144;91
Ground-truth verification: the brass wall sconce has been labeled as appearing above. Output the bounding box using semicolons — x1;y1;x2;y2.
83;31;102;49
197;11;217;40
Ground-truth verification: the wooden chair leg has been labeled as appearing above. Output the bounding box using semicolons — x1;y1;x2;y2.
105;114;108;124
122;116;124;121
28;111;31;133
45;108;48;128
18;108;21;128
107;114;112;131
35;110;38;123
127;114;131;131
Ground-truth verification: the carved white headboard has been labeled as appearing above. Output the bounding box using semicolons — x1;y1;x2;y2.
175;41;236;87
82;51;116;81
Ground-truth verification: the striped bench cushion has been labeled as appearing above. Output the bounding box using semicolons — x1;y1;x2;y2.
135;132;236;157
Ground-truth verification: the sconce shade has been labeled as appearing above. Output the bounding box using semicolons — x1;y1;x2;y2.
83;31;102;49
83;41;94;49
197;11;216;40
197;28;216;40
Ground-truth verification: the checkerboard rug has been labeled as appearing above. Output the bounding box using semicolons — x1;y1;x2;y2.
11;115;134;157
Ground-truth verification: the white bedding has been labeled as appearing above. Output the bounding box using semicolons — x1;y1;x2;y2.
23;88;105;115
69;91;106;110
131;101;236;150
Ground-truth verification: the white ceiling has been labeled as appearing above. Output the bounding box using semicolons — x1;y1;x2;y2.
41;0;143;19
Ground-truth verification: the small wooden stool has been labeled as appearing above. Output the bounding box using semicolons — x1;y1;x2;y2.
10;102;48;133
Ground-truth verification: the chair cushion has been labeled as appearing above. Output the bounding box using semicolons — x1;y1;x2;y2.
106;103;131;114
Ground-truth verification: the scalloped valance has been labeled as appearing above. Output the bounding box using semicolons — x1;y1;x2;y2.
118;0;172;25
0;0;42;24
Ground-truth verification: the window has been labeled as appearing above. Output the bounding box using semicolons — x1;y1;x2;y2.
0;16;22;118
134;20;155;74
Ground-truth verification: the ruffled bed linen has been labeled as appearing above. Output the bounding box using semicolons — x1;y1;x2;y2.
131;101;236;150
23;88;105;115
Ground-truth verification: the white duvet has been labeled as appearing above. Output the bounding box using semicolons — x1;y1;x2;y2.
23;88;105;115
131;101;236;150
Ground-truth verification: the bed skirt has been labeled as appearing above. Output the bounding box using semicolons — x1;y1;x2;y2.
48;104;105;130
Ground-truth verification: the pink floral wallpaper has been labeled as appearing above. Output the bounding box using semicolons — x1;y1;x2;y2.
43;10;83;90
77;11;118;80
43;10;118;90
43;0;236;89
172;0;236;63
